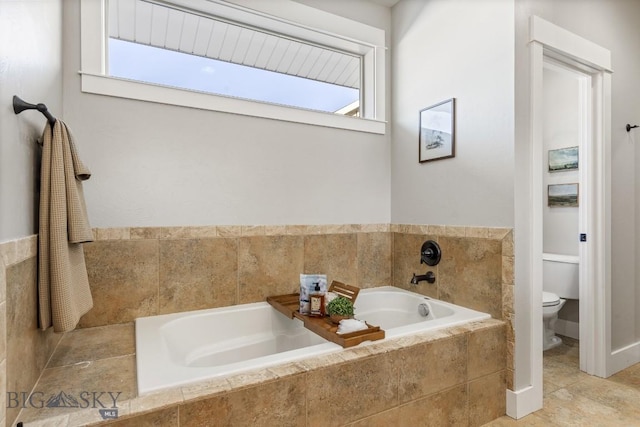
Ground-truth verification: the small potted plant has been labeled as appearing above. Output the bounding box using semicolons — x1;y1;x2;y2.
326;296;354;324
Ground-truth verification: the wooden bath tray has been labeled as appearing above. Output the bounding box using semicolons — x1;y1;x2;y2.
266;290;385;348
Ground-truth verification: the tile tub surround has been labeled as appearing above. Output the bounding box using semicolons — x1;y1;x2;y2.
81;224;512;326
14;318;507;427
0;223;513;427
1;236;62;427
82;223;515;390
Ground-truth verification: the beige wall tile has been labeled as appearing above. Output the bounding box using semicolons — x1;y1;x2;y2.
48;323;135;368
506;368;514;391
392;233;437;298
130;227;165;239
68;401;131;426
0;260;6;304
285;225;308;235
80;240;159;327
305;224;325;235
438;236;503;318
181;377;231;402
159;238;237;314
95;227;131;240
226;369;278;390
502;255;514;285
304;234;357;286
506;339;515;370
264;225;287;236
241;225;265;236
444;225;466;237
427;224;446;235
166;226;218;239
504;313;515;344
216;225;242;237
0;302;5;362
468;370;507;427
468;324;506;380
466;227;490;238
6;257;61;427
238;235;304;303
0;240;17;267
502;230;514;257
347;408;399;426
128;387;184;415
266;362;308;379
0;358;5;425
503;284;514;316
16;235;37;262
487;227;511;240
104;407;179;427
179;374;306;427
360;223;390;233
398;335;467;403
398;384;469;426
307;354;398;426
357;232;392;288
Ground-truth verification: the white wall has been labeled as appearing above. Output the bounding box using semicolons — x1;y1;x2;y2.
0;0;63;242
390;0;515;227
61;1;391;228
516;0;640;357
542;66;579;257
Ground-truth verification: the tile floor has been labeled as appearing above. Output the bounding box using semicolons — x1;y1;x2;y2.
484;336;640;426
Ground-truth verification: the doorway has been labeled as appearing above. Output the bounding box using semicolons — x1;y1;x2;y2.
509;15;613;419
541;57;588;372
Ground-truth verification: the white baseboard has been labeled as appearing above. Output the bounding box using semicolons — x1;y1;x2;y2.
609;340;640;376
555;319;579;340
506;385;543;419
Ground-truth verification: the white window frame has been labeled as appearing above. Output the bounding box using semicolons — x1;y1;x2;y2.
80;0;386;134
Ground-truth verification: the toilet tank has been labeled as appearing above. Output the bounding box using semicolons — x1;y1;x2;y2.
543;253;579;299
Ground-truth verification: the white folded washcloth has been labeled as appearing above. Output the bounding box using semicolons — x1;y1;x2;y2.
336;318;368;335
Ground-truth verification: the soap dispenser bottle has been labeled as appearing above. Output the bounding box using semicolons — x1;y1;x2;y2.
309;282;325;317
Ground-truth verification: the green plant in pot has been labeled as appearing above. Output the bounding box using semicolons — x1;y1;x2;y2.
326;296;354;324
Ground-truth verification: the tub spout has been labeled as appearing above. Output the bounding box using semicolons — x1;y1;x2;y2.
411;271;435;285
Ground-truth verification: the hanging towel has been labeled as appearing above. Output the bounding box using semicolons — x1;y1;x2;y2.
38;120;94;332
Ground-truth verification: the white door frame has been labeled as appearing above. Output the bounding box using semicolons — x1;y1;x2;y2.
508;16;612;418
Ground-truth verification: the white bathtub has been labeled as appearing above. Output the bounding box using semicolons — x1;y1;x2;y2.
136;286;490;395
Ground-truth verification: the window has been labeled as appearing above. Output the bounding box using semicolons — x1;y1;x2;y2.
80;0;385;133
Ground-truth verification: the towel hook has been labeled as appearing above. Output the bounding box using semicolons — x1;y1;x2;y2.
626;124;638;132
13;95;56;127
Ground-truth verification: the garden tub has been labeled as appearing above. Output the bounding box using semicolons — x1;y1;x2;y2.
136;285;490;394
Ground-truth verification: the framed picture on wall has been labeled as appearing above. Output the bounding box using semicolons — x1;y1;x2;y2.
548;146;579;172
419;98;455;163
548;183;579;207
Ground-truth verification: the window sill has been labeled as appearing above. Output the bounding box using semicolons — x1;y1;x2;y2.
80;73;386;135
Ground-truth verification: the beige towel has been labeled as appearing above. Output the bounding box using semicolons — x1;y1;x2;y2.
38;120;94;332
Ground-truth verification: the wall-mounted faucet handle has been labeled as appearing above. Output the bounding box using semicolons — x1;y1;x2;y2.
424;271;436;283
420;240;442;266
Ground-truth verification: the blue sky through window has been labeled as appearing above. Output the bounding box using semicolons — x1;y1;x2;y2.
109;39;359;114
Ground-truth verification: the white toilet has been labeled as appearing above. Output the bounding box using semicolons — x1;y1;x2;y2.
542;253;579;351
543;291;566;350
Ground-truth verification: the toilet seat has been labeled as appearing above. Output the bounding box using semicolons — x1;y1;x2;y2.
543;291;561;307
